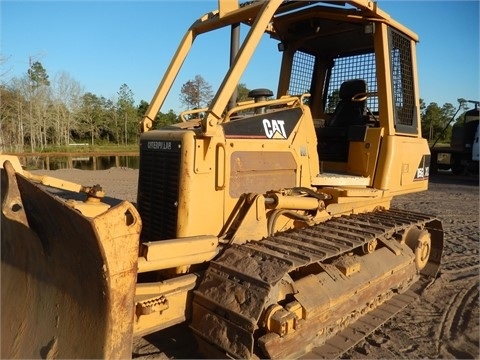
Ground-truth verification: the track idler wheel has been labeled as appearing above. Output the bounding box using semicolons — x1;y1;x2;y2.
362;238;378;254
403;227;431;271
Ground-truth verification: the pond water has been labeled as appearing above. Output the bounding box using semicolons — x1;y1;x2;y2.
23;155;140;171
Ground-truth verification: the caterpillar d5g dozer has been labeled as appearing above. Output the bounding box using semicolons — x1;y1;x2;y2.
1;1;444;358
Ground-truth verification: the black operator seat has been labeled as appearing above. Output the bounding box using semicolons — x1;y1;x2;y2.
327;79;367;127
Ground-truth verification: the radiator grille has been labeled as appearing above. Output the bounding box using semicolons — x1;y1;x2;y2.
137;140;181;241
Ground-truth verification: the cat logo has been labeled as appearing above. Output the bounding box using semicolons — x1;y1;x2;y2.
263;119;287;139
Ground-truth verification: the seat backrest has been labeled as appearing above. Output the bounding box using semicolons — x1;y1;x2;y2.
328;79;367;127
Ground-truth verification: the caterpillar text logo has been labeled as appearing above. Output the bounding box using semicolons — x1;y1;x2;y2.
263;119;287;139
147;141;172;150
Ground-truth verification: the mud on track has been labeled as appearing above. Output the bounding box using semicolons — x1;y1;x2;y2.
32;168;479;359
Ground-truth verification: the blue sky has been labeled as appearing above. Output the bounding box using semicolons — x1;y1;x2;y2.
1;1;479;113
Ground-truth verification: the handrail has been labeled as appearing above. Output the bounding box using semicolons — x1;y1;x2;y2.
223;95;304;122
179;107;209;122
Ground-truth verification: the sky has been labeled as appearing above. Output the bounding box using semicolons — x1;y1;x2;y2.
1;1;479;114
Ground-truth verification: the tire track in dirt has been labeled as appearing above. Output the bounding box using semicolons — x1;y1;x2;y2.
441;255;479;278
441;222;479;279
436;280;479;359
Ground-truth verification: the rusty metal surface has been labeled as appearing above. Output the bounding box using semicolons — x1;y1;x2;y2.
190;209;443;359
1;164;141;358
301;290;419;359
229;151;297;198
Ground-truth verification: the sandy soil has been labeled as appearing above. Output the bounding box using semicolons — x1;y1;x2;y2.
31;168;479;359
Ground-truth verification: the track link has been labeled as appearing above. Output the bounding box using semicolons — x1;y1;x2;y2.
190;209;443;359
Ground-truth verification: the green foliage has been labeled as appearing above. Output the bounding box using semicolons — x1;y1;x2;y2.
28;60;50;87
421;100;459;143
117;83;138;145
39;143;138;153
137;100;149;117
326;89;340;113
236;83;251;102
155;110;178;129
77;92;106;145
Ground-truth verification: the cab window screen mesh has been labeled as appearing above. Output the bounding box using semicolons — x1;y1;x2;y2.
391;29;416;131
326;53;377;113
288;51;315;95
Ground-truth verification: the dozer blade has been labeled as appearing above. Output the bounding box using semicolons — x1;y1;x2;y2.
1;161;141;359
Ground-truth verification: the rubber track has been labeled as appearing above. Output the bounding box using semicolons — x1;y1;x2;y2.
191;209;440;359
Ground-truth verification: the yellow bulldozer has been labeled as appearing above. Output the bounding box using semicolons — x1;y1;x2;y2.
1;1;444;358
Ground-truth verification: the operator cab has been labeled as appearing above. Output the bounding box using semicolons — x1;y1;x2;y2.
265;2;419;183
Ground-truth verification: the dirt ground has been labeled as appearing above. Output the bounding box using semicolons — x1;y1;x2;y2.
32;168;480;359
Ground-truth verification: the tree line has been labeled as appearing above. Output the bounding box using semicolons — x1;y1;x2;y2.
0;61;178;152
419;99;470;144
0;60;468;153
0;62;252;153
